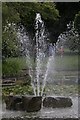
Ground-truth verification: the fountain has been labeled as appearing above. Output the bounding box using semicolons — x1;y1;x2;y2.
4;13;73;113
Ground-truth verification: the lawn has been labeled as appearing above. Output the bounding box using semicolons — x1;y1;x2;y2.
45;84;78;96
54;54;78;71
2;53;78;78
4;53;78;71
3;54;80;95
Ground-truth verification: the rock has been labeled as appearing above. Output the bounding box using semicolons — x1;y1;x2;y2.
5;95;42;112
43;97;57;108
22;96;42;112
5;95;72;111
55;97;73;107
22;95;32;111
5;95;22;110
15;102;23;110
43;96;73;108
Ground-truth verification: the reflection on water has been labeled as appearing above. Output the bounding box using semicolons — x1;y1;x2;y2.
2;96;78;119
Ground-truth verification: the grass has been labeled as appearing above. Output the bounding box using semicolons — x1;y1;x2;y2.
2;57;27;77
45;84;78;96
3;54;78;71
5;57;27;68
54;54;78;71
2;53;78;79
2;85;33;97
2;53;79;97
2;84;78;97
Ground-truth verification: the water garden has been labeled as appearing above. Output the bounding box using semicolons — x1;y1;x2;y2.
1;2;80;120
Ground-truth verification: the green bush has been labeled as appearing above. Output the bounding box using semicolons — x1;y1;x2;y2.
2;85;33;97
2;58;24;78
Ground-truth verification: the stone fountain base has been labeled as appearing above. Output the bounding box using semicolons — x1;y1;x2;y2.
4;95;73;112
2;96;78;120
43;96;73;108
5;95;42;112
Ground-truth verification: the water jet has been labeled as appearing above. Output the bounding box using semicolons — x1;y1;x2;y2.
3;14;73;114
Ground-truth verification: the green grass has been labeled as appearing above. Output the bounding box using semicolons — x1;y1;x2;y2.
2;57;27;77
2;84;78;97
2;54;79;97
2;54;78;78
2;85;33;97
5;54;78;70
54;54;78;71
5;57;27;68
45;84;78;96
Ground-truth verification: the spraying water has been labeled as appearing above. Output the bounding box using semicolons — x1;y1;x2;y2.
34;13;57;96
35;13;49;96
17;13;56;96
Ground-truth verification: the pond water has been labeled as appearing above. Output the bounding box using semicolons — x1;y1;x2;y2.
1;96;78;119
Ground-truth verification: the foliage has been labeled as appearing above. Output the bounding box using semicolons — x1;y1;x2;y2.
65;32;79;51
2;2;59;58
45;84;78;96
2;2;59;32
2;54;78;78
11;2;59;29
65;23;79;51
2;3;21;58
74;12;80;52
2;2;80;58
55;54;78;71
2;2;80;80
55;3;80;33
74;11;80;34
2;57;25;78
2;57;32;86
2;3;20;28
2;85;33;97
2;23;21;58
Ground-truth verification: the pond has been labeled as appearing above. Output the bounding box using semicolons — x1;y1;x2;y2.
1;96;78;120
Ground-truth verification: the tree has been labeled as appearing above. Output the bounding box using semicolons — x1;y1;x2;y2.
74;11;80;52
65;22;79;51
2;3;20;29
2;23;21;58
10;2;59;38
74;11;80;34
2;3;21;58
55;2;80;33
2;2;59;58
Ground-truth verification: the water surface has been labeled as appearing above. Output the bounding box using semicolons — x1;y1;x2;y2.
2;96;78;119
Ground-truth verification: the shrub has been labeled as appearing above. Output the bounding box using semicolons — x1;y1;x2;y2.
2;58;23;78
2;85;33;97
